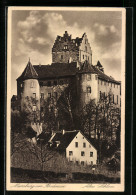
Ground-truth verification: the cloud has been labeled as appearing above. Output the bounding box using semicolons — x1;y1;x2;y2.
94;22;119;36
11;10;122;96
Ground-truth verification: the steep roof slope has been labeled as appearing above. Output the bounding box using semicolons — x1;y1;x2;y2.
17;60;38;81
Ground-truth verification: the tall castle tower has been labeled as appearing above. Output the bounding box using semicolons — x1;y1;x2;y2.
52;31;92;66
17;60;40;112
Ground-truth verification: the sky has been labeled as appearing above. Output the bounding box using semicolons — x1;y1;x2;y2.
11;9;123;96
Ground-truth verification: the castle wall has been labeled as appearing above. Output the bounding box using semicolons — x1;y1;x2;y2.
98;79;121;106
52;50;79;63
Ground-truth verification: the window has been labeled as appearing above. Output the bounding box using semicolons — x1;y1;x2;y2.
87;87;91;94
90;152;93;157
113;94;114;103
64;45;68;49
114;84;115;88
104;81;106;85
48;93;51;98
69;151;73;156
31;81;35;88
108;82;109;86
117;85;118;88
41;107;43;112
33;105;36;112
95;75;98;80
54;92;57;99
88;56;89;60
104;92;105;98
76;161;78;165
61;55;63;60
91;161;93;165
20;83;23;88
41;93;44;99
81;151;85;156
87;74;91;81
59;80;64;85
85;46;87;52
81;161;84;165
47;81;51;86
101;80;103;85
111;83;112;87
83;143;86;148
83;55;84;59
53;80;57;85
117;95;118;104
75;142;78;148
33;93;36;99
100;91;102;99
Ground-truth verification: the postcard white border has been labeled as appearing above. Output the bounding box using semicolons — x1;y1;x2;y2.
7;6;126;192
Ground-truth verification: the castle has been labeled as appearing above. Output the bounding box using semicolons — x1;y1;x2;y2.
16;31;121;121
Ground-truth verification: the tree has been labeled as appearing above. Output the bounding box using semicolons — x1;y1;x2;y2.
22;96;40;125
78;99;96;137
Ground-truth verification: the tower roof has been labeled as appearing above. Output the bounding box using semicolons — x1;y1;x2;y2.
17;59;38;81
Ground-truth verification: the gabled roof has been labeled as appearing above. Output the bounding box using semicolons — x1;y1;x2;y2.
50;130;79;151
33;62;78;79
17;60;38;81
50;130;97;151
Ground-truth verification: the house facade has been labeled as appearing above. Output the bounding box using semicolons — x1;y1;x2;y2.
16;31;121;116
49;130;97;165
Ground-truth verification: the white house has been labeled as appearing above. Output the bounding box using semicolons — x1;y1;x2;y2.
49;130;97;166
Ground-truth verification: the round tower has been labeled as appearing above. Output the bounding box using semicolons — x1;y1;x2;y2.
17;60;40;113
77;61;98;109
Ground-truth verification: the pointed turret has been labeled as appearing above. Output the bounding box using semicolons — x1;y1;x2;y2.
17;59;38;81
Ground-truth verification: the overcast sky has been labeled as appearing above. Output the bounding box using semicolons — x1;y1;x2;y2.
11;9;123;96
